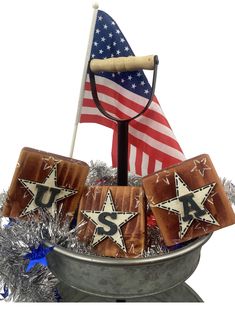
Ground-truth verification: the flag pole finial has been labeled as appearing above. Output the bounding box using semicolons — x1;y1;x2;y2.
92;2;99;9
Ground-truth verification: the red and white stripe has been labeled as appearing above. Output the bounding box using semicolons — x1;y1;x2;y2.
80;75;185;176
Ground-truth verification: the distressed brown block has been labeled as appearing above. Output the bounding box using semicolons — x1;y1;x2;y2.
77;186;146;257
2;147;89;219
142;154;235;246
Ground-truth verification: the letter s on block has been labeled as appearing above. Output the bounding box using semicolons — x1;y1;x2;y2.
97;212;118;235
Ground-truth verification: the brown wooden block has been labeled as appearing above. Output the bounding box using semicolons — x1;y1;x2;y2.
142;154;235;246
77;186;146;258
2;147;89;219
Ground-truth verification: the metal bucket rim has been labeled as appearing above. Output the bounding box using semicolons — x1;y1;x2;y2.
45;233;211;266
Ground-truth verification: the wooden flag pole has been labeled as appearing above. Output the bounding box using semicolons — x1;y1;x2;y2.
69;3;99;158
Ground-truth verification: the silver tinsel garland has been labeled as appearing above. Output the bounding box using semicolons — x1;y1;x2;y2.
221;177;235;206
0;191;85;301
86;160;141;186
0;216;57;302
0;207;82;302
0;161;234;302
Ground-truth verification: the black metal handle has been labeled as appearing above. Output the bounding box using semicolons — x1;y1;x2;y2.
88;55;158;123
117;121;129;185
88;55;159;185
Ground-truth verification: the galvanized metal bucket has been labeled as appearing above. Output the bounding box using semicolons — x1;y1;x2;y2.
46;233;211;300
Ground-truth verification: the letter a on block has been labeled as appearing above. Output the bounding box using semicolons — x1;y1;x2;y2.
179;193;207;222
142;154;235;246
152;172;219;238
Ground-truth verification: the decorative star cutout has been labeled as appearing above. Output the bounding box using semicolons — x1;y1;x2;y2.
82;189;138;252
24;244;54;272
19;164;77;217
191;157;211;176
42;156;61;171
152;173;220;238
155;170;171;185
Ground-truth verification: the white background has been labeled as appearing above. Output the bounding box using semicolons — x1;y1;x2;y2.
0;0;234;306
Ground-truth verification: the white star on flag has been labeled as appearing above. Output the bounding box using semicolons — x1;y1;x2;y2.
82;189;138;252
19;164;77;217
152;173;220;238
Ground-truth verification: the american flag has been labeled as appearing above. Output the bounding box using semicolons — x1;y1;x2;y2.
80;10;185;176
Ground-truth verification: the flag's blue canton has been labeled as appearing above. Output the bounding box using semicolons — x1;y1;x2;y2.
91;10;152;99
